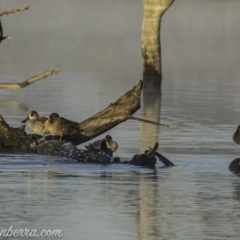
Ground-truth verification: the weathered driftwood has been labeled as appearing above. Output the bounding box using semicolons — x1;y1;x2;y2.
78;80;168;140
78;80;143;138
42;80;168;145
0;68;60;92
0;81;171;167
0;5;30;17
40;80;148;145
131;142;174;167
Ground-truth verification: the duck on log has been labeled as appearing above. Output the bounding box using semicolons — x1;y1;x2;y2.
0;80;173;167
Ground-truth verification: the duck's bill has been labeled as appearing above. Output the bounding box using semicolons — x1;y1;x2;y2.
21;116;29;123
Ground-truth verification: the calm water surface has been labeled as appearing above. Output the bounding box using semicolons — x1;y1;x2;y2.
1;0;240;239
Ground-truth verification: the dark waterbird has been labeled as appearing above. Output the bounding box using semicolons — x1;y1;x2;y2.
0;19;11;44
229;158;240;173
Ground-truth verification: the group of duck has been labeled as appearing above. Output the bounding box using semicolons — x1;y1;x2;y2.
21;111;118;156
21;111;83;140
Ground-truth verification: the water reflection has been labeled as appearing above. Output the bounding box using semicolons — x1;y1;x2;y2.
136;172;159;240
140;86;161;152
137;77;162;240
0;99;29;112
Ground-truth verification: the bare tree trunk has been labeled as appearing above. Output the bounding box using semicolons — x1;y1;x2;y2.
142;0;174;87
140;86;161;153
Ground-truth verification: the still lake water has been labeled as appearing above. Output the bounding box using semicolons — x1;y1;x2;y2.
1;0;240;239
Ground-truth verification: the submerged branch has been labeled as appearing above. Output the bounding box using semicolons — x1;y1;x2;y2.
129;115;169;127
0;68;60;92
0;5;30;17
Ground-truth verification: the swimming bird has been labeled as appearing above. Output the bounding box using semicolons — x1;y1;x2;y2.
0;19;11;44
21;111;49;136
90;135;118;152
233;125;240;145
44;113;83;140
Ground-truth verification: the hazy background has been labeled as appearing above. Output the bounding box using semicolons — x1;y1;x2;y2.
1;1;240;240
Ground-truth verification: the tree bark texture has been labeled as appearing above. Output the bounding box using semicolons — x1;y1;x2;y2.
142;0;174;87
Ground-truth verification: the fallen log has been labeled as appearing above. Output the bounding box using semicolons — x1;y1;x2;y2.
43;80;169;145
78;79;143;138
0;80;170;167
0;118;173;167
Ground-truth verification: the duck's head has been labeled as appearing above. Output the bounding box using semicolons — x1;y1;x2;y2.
21;111;39;123
105;135;112;142
48;113;60;122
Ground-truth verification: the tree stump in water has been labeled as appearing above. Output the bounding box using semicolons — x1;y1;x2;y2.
142;0;174;87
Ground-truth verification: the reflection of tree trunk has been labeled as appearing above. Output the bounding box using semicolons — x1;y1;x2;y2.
140;86;161;153
136;174;158;240
137;87;161;240
142;0;174;87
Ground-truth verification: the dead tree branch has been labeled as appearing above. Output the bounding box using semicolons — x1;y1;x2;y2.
0;5;30;17
0;68;60;92
78;80;169;141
